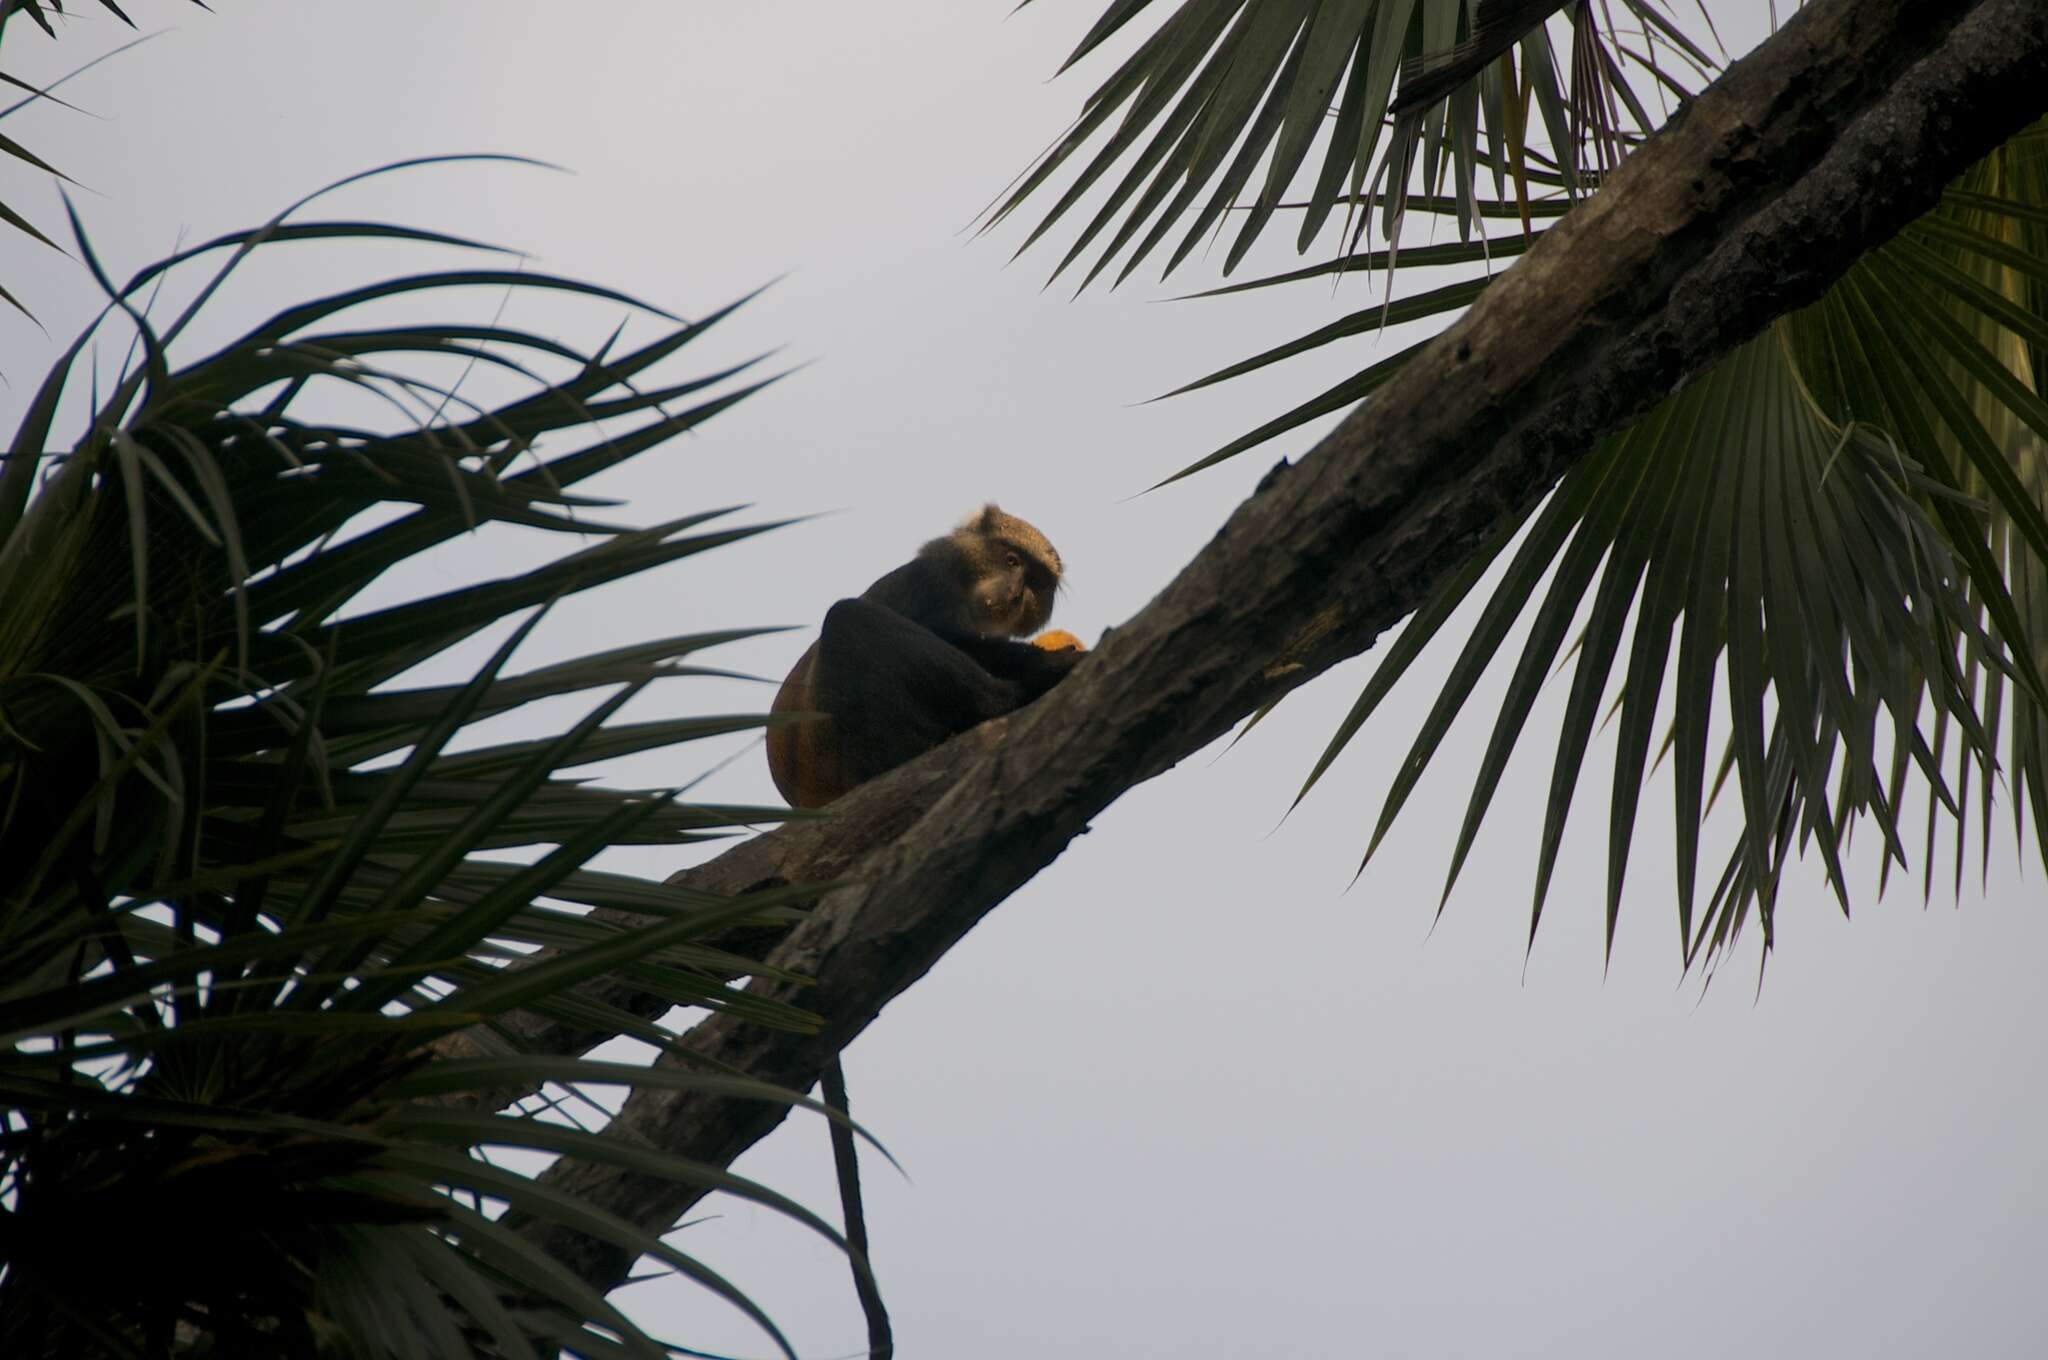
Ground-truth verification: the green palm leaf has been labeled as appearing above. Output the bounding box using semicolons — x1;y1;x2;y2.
0;8;210;320
995;0;1693;290
0;179;845;1358
1302;139;2048;966
1010;1;2046;959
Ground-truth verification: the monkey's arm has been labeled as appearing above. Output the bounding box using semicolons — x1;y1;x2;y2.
799;599;1030;796
771;602;1085;808
942;631;1083;703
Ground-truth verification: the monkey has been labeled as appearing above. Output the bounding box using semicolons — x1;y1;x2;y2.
766;504;1085;808
768;508;1083;1333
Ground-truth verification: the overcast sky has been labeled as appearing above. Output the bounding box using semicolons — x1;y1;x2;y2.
5;4;2044;1357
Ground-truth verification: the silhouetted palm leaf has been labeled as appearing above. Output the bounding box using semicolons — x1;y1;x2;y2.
1299;139;2048;966
0;3;209;318
993;0;1697;291
1007;0;2045;962
0;175;860;1358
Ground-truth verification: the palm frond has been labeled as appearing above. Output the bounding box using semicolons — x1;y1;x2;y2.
0;1;170;37
1302;138;2048;967
0;181;847;1358
993;0;1700;291
1008;3;2047;957
0;6;209;320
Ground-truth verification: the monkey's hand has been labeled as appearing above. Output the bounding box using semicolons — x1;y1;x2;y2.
1031;629;1086;653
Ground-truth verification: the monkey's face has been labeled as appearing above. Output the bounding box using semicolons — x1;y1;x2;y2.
938;505;1063;637
972;539;1059;637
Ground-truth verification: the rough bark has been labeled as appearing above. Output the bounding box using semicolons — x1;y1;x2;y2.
512;0;2048;1293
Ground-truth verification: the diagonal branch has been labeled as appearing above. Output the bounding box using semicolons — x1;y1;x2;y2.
511;0;2048;1293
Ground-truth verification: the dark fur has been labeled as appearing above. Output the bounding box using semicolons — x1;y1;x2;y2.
767;506;1079;808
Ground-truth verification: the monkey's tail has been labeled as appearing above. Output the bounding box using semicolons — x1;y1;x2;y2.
822;1057;893;1359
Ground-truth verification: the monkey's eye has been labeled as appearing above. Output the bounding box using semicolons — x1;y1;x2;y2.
1005;552;1020;570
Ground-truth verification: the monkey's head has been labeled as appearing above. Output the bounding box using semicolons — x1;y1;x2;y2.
930;503;1063;637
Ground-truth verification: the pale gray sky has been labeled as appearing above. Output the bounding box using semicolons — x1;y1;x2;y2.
5;4;2043;1357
